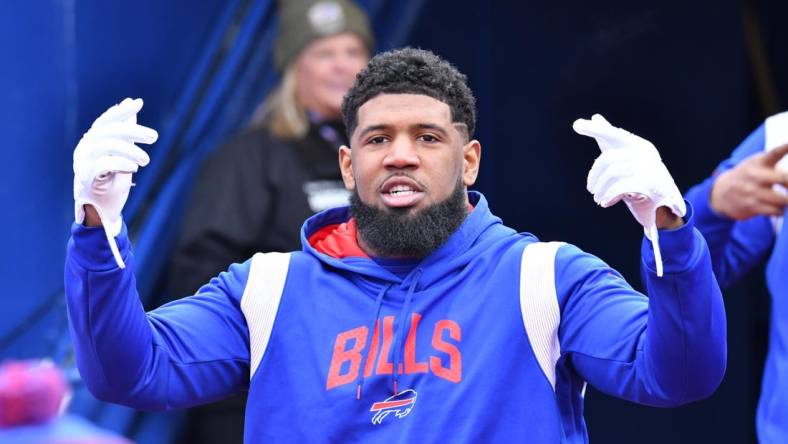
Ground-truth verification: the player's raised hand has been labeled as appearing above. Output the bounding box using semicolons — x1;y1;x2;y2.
73;98;158;268
573;114;686;277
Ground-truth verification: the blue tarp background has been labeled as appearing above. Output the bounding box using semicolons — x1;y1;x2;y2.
1;0;785;442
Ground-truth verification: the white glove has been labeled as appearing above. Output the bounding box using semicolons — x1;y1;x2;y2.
73;98;158;268
573;114;686;277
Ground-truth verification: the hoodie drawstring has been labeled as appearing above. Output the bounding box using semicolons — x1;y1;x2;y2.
356;283;390;400
392;269;422;396
355;269;423;401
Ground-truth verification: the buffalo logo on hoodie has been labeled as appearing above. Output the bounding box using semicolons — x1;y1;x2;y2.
370;389;418;424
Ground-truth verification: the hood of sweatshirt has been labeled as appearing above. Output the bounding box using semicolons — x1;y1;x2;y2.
298;191;517;397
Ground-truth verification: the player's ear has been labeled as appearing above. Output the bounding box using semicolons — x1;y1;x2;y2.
462;140;481;186
339;145;355;191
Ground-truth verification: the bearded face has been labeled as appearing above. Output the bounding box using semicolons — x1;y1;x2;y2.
338;93;481;258
350;178;468;257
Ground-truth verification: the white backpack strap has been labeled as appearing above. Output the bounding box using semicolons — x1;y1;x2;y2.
520;241;564;390
241;252;291;380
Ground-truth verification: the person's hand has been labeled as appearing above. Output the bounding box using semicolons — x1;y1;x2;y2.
710;143;788;220
573;114;686;277
73;98;158;268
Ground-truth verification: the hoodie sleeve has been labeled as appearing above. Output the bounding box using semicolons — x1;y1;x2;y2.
555;202;727;407
64;222;251;411
684;124;775;288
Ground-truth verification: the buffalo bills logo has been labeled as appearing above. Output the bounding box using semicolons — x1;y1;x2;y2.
369;389;418;425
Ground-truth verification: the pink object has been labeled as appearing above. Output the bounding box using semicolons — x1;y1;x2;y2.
0;360;68;427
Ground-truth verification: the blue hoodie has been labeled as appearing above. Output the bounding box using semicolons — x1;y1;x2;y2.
686;122;788;443
65;192;725;443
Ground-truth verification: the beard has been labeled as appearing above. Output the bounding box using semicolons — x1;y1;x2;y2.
349;179;469;258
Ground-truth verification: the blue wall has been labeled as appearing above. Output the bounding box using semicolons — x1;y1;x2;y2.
0;2;230;441
0;0;228;356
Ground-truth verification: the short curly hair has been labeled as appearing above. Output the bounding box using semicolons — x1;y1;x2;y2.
341;48;477;140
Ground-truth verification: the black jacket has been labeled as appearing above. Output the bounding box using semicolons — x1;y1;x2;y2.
166;121;349;299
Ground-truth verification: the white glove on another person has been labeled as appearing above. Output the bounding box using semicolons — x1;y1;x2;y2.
73;98;158;268
573;114;686;277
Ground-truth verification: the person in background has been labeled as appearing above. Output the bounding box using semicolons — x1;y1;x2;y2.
164;1;372;442
0;360;131;444
685;112;788;443
166;0;373;299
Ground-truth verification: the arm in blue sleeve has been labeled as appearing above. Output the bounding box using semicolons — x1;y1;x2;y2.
64;223;251;411
684;124;775;287
556;203;727;407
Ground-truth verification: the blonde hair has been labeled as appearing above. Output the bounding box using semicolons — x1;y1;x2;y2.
250;65;309;139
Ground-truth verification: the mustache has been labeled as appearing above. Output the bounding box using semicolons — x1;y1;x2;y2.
375;173;428;192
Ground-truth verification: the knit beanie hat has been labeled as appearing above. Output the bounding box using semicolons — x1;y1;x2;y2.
274;0;374;71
